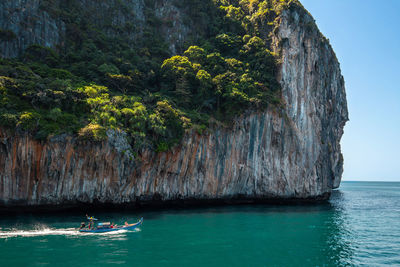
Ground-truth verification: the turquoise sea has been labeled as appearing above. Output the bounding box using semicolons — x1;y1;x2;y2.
0;181;399;266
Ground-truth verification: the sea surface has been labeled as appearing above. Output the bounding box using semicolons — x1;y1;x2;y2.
0;181;399;266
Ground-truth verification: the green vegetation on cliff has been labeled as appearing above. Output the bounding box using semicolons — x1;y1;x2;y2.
0;0;298;152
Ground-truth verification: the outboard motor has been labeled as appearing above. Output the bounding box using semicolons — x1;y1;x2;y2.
80;222;86;229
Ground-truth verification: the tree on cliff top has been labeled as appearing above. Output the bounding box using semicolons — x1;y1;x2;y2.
0;0;293;152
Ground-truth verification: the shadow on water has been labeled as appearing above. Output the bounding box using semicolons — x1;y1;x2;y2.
0;190;357;266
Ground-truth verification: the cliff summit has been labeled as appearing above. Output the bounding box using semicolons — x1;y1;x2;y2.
0;0;348;208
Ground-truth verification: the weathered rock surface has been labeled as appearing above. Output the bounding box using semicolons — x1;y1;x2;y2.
0;2;348;207
0;0;65;58
0;0;190;58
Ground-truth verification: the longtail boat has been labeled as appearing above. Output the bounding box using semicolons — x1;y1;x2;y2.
79;217;143;233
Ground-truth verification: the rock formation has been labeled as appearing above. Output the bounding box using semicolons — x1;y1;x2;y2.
0;1;348;207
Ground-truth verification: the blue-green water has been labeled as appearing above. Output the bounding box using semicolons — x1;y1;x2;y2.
0;181;399;266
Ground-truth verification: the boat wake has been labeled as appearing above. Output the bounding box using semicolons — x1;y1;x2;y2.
0;228;79;238
0;227;140;238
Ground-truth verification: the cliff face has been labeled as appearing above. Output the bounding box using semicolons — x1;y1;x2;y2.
0;0;193;57
0;2;348;206
0;0;65;58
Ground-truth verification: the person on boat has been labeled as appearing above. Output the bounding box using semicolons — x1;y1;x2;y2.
86;214;95;229
86;214;95;221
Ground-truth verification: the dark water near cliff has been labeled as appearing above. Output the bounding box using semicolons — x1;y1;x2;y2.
0;181;399;266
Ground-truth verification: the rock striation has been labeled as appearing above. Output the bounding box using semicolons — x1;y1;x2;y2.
0;1;348;207
0;0;189;58
0;0;65;58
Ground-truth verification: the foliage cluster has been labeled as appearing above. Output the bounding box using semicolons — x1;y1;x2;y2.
0;0;293;152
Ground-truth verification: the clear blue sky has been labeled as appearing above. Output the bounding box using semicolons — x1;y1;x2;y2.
300;0;400;181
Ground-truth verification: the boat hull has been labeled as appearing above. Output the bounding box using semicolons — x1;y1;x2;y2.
79;218;143;233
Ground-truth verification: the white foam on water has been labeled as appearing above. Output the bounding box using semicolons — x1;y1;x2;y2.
0;227;140;238
0;228;80;238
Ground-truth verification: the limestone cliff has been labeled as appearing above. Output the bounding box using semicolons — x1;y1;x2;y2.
0;0;190;57
0;1;348;207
